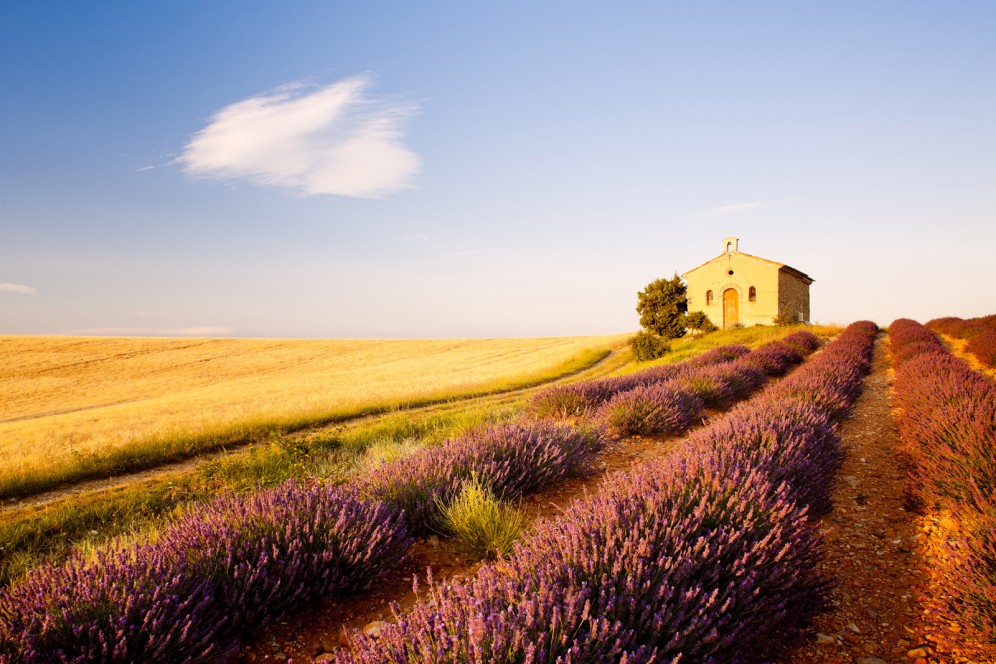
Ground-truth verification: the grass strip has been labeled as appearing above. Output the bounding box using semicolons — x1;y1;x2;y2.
0;347;615;501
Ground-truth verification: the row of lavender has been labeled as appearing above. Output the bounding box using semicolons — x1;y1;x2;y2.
926;314;996;369
0;335;814;662
2;424;601;663
889;319;996;648
367;333;822;538
337;321;877;663
531;331;822;436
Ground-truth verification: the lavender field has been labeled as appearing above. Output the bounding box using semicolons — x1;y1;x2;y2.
4;319;994;663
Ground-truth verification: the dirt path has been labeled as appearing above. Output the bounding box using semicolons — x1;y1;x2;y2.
781;336;960;664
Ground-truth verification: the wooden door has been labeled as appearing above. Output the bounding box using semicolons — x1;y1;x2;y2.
723;289;739;327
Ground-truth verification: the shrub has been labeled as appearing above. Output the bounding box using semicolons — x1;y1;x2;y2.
686;310;718;334
528;379;619;419
436;479;523;560
359;421;606;534
708;360;768;399
0;482;411;663
781;329;822;353
690;396;842;518
529;344;750;419
672;367;738;409
742;341;804;376
947;513;996;646
596;381;704;436
889;318;996;649
967;329;996;368
687;344;752;365
891;349;996;514
628;330;670;361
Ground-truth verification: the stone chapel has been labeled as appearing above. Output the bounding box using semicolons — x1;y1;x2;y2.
682;237;813;328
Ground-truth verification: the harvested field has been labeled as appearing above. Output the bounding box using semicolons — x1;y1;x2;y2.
0;334;626;498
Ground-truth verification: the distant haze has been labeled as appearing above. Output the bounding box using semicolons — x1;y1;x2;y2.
2;2;994;337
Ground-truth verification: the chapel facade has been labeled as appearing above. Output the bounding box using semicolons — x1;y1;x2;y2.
682;237;813;329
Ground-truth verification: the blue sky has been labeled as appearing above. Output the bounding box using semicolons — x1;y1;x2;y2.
1;1;994;337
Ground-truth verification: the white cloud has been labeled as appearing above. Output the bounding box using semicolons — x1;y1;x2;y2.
179;75;420;198
0;282;35;295
701;200;786;216
70;326;236;337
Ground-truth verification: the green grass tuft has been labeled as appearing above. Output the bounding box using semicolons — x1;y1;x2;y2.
436;479;523;560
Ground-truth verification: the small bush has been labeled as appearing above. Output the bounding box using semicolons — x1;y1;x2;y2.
773;311;800;326
686;310;718;334
0;482;411;663
967;329;996;368
436;480;523;560
359;421;606;534
947;513;996;646
596;382;704;436
889;318;996;650
742;341;804;376
628;331;670;361
781;329;822;353
528;379;619;419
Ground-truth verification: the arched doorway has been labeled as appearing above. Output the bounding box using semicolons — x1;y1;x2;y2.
723;288;739;328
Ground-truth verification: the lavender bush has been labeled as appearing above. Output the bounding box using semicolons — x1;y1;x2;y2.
706;360;768;399
596;337;818;437
687;396;841;517
0;482;410;663
927;314;996;368
339;452;827;664
889;318;996;648
967;328;996;368
359;421;607;534
741;340;804;376
780;329;822;353
596;381;705;436
948;517;996;644
890;320;996;513
529;345;751;418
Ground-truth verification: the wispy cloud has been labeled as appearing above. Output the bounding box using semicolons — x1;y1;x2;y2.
69;326;236;337
0;282;35;295
178;75;420;198
701;200;786;216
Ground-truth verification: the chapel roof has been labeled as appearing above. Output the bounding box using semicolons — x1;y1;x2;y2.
681;238;813;284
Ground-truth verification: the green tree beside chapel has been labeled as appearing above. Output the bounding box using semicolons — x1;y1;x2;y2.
636;274;688;340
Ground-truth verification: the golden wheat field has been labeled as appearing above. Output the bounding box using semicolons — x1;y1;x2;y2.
0;334;626;493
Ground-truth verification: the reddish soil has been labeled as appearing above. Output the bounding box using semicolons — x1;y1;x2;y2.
781;337;991;664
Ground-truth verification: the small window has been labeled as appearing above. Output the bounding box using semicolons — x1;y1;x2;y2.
749;286;756;302
727;269;734;276
706;290;713;305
